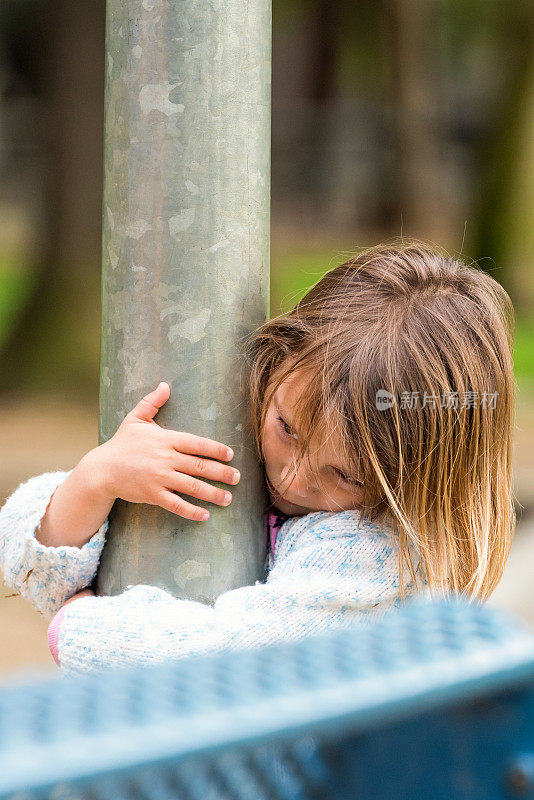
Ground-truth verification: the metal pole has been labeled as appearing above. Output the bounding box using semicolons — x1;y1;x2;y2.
96;0;271;602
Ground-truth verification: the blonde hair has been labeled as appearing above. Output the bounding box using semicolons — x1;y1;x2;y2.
243;240;516;600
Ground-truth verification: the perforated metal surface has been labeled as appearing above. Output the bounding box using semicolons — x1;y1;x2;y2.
1;599;534;799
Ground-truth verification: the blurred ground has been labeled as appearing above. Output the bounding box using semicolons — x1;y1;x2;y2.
488;384;534;618
0;385;532;680
0;393;100;677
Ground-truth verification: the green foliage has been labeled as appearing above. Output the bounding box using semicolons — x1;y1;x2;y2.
2;248;532;388
271;245;353;314
271;246;534;383
514;315;534;385
0;258;36;350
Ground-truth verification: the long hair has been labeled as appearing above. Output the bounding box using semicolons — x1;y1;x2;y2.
243;240;516;600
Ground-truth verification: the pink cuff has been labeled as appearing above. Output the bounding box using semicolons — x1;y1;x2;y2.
48;606;67;667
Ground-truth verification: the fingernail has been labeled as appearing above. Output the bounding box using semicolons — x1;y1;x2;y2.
232;471;240;484
226;449;233;459
201;511;210;521
223;493;232;505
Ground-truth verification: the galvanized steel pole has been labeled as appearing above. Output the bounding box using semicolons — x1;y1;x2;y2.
96;0;271;602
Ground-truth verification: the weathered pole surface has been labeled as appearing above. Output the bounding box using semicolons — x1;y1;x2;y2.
96;0;271;603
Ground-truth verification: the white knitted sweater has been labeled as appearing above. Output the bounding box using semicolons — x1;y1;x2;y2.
0;470;425;676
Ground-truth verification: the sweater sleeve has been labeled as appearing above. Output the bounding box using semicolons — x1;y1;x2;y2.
0;471;108;619
55;510;414;676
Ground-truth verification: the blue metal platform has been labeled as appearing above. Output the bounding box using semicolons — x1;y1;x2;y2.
1;599;534;799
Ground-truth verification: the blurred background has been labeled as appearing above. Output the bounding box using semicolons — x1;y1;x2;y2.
0;0;532;676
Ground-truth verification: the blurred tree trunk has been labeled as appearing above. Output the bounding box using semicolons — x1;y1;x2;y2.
499;56;534;312
0;47;6;171
307;0;338;105
301;0;339;218
381;0;445;236
469;3;534;310
0;0;105;400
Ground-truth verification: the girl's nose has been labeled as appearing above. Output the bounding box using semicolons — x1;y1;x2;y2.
280;464;315;497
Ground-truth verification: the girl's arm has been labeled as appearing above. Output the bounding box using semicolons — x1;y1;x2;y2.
0;382;238;621
35;450;115;548
51;511;414;675
0;469;109;619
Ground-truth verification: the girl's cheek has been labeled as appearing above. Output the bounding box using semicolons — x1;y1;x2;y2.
261;421;276;457
262;435;284;478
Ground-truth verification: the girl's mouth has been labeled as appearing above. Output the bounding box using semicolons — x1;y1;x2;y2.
270;487;307;510
266;472;308;510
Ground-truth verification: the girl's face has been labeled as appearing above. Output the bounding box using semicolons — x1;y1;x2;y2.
261;370;365;516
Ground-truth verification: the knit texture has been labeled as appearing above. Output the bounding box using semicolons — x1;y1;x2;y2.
48;605;66;666
0;470;107;617
0;470;426;676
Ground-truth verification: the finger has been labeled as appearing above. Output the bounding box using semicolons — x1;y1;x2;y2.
130;382;171;422
157;490;211;522
175;452;240;486
169;471;233;507
170;431;234;462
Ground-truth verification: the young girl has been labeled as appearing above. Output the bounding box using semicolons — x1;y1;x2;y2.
0;241;516;676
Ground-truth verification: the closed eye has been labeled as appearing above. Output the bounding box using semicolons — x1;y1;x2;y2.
277;415;296;439
333;467;363;487
277;415;362;488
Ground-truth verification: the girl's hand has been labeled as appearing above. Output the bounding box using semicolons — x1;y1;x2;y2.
62;588;95;607
88;382;240;522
